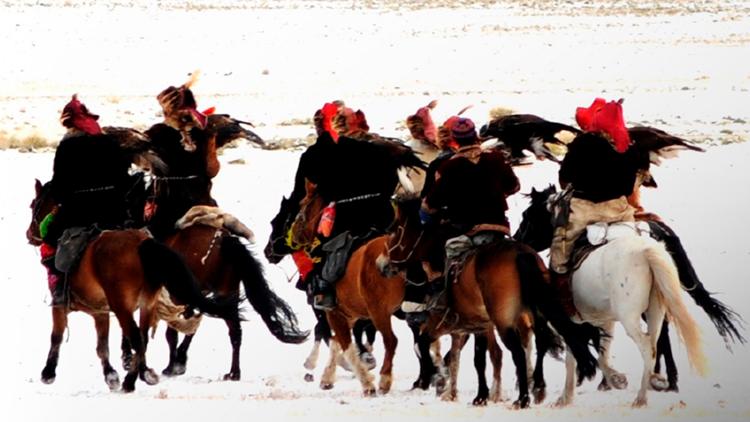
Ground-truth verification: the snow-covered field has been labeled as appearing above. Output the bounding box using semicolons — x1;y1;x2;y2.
1;1;749;421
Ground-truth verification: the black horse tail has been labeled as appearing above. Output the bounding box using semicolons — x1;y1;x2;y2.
222;235;310;344
138;237;240;322
515;248;600;381
648;220;746;345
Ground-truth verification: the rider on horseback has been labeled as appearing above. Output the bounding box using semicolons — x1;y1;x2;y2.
550;98;647;314
407;117;520;313
40;95;136;306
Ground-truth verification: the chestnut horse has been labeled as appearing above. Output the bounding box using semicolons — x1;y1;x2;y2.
377;194;599;408
27;179;239;392
264;194;378;381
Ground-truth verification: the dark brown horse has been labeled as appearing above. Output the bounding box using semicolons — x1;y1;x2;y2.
27;179;239;392
139;129;310;381
377;194;598;408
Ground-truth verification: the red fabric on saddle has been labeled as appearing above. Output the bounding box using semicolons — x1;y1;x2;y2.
292;250;315;281
576;98;631;153
317;202;336;238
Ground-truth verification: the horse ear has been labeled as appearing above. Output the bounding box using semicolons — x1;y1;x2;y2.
35;179;42;195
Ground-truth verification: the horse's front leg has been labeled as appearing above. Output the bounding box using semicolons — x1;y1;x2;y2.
41;307;68;384
224;317;242;380
162;327;182;376
93;313;120;391
653;320;678;391
441;333;465;402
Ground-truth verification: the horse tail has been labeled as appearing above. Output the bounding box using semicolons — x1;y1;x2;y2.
646;244;708;377
515;248;600;381
138;238;240;321
221;235;310;344
648;220;746;345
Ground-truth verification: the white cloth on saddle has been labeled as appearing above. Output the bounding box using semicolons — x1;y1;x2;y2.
586;221;653;246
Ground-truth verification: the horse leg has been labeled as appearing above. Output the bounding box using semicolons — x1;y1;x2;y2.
303;308;330;381
555;345;577;407
410;325;436;390
471;333;489;406
368;313;397;394
120;335;133;371
137;307;159;386
223;318;242;380
441;333;465;402
622;303;664;408
498;327;530;409
93;313;120;391
597;322;628;391
530;322;549;404
117;316;143;393
354;319;377;370
487;331;503;403
654;320;679;392
41;307;67;384
162;327;180;376
331;312;376;396
319;336;341;390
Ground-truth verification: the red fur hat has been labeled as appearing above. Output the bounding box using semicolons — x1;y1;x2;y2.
60;94;102;135
575;98;631;153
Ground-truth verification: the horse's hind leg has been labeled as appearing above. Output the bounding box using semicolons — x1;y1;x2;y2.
654;320;678;392
93;313;120;391
471;333;490;406
162;328;186;376
498;327;530;409
223;318;242;380
597;322;628;391
622;303;664;408
117;316;142;392
41;307;68;384
136;307;159;386
120;336;133;371
487;331;503;403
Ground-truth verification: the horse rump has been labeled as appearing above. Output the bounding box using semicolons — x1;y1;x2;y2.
138;237;241;322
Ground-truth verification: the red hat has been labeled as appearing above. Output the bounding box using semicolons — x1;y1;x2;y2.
60;94;102;135
575;98;630;153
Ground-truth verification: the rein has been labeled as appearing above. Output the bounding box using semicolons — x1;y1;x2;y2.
387;216;424;265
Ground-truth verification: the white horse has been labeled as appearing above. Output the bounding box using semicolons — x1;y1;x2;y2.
515;187;707;407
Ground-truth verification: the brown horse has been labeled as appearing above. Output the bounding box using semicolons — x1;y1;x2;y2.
27;179;239;392
290;183;503;403
377;194;598;408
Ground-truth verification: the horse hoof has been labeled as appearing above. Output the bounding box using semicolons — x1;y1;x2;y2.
140;369;159;386
598;379;612;391
512;396;530;409
105;372;121;391
162;364;185;377
555;396;571;408
304;373;314;382
611;373;628;390
532;388;546;404
363;387;377;397
440;392;457;402
223;372;241;381
41;367;56;384
649;374;669;391
411;378;430;391
632;396;647;408
472;396;488;406
320;382;334;390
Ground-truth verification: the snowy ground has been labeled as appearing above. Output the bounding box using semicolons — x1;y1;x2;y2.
1;1;750;422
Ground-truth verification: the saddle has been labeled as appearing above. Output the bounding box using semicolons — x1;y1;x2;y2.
569;221;653;271
55;226;101;273
320;229;379;284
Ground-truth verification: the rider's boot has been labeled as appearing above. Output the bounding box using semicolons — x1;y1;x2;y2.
313;275;337;311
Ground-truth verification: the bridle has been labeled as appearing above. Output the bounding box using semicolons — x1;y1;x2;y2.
386;215;424;265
